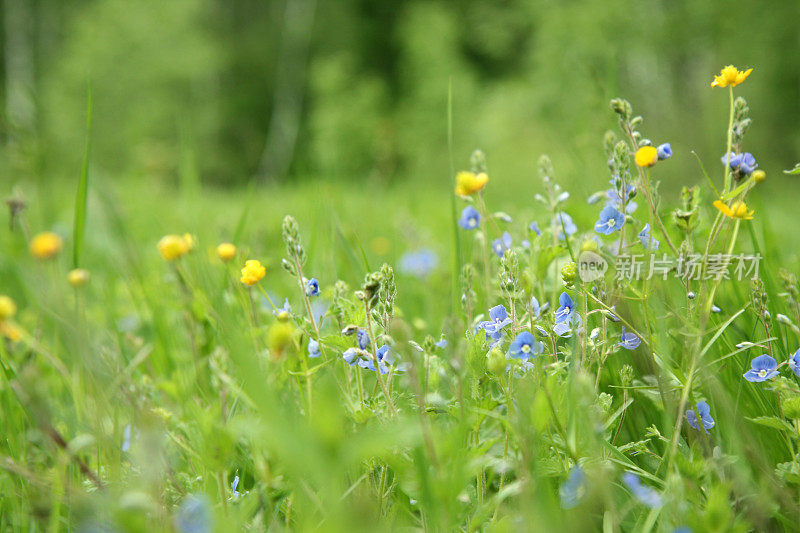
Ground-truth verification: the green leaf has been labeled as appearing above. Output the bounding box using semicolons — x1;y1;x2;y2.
746;416;794;433
784;163;800;175
72;84;92;268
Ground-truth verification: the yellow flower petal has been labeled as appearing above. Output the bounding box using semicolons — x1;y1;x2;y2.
635;146;658;168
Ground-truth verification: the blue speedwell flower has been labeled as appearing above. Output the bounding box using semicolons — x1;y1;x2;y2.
657;143;672;160
619;327;641;350
478;305;513;336
232;476;241;499
274;299;291;320
743;354;779;382
175;494;212;533
788;349;800;377
305;278;320;297
492;232;512;257
685;401;715;434
508;331;543;361
622;473;661;508
399;249;438;278
308;339;321;358
357;329;370;350
555;292;574;323
554;312;582;337
458;205;481;230
529;221;541;236
594;205;625;235
358;344;391;374
721;152;758;175
605;180;637;214
560;466;587;509
342;348;360;365
638;223;659;251
552;212;577;240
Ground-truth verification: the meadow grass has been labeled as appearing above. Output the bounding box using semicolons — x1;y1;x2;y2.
3;67;800;532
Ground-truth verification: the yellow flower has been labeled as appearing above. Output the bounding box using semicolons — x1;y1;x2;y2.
68;268;91;287
157;234;189;261
0;322;21;342
752;169;766;183
216;243;237;262
713;200;754;220
240;259;266;286
183;233;196;252
635;146;658;168
0;295;17;320
455;171;489;196
29;232;63;259
711;65;753;88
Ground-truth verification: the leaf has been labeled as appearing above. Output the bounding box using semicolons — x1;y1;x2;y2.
72;84;92;268
784;163;800;175
746;416;794;433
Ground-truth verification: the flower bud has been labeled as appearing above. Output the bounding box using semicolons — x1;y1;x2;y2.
752;169;766;183
68;268;91;288
0;295;17;320
486;347;507;375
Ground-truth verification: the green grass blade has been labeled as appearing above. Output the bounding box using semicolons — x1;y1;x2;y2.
72;84;93;269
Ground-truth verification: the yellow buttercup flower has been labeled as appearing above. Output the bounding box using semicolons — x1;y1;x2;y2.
68;268;91;287
157;234;189;261
183;233;196;252
216;243;237;262
0;322;21;342
713;200;754;220
455;171;489;196
29;232;63;259
0;295;17;320
711;65;753;88
635;146;658;168
240;259;266;286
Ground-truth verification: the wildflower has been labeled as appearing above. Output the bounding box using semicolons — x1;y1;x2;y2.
455;171;489;196
529;221;541;236
605;182;637;214
216;243;237;262
435;337;448;348
183;234;196;252
68;268;90;287
622;472;662;508
743;354;779;382
713;200;754;220
529;296;542;319
594;206;625;235
0;322;21;342
158;234;189;261
555;292;574;323
685;401;715;434
552;212;577;240
477;305;513;336
308;339;321;358
0;296;17;321
560;466;587;509
688;291;696;299
486;347;507;374
656;143;672;160
638;224;659;251
508;331;542;361
175;494;212;533
458;205;481;230
122;425;133;452
492;232;512;257
399;249;438;278
788;349;800;377
273;299;291;320
240;259;266;286
30;231;63;259
305;277;320;297
752;169;766;183
619;327;641;350
635;146;658;167
342;348;361;365
357;329;370;350
722;152;757;175
231;476;241;499
554;312;582;337
711;65;753;88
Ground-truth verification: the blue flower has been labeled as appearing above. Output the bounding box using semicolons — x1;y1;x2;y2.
342;348;360;365
555;292;574;323
232;475;241;499
305;278;320;297
399;249;438;278
458;206;481;230
357;329;370;350
619;327;641;350
622;473;661;508
560;466;587;509
605;182;638;214
175;495;212;533
788;349;800;377
594;206;625;235
122;424;133;452
685;401;715;434
722;152;757;175
435;337;448;348
638;224;659;251
530;296;542;319
656;143;672;160
308;339;321;358
274;299;292;320
477;305;513;336
554;312;582;337
743;354;779;382
358;344;391;374
529;221;541;236
552;212;577;240
508;331;543;361
492;232;513;257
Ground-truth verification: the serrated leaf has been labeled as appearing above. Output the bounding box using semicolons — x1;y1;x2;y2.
747;416;793;432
